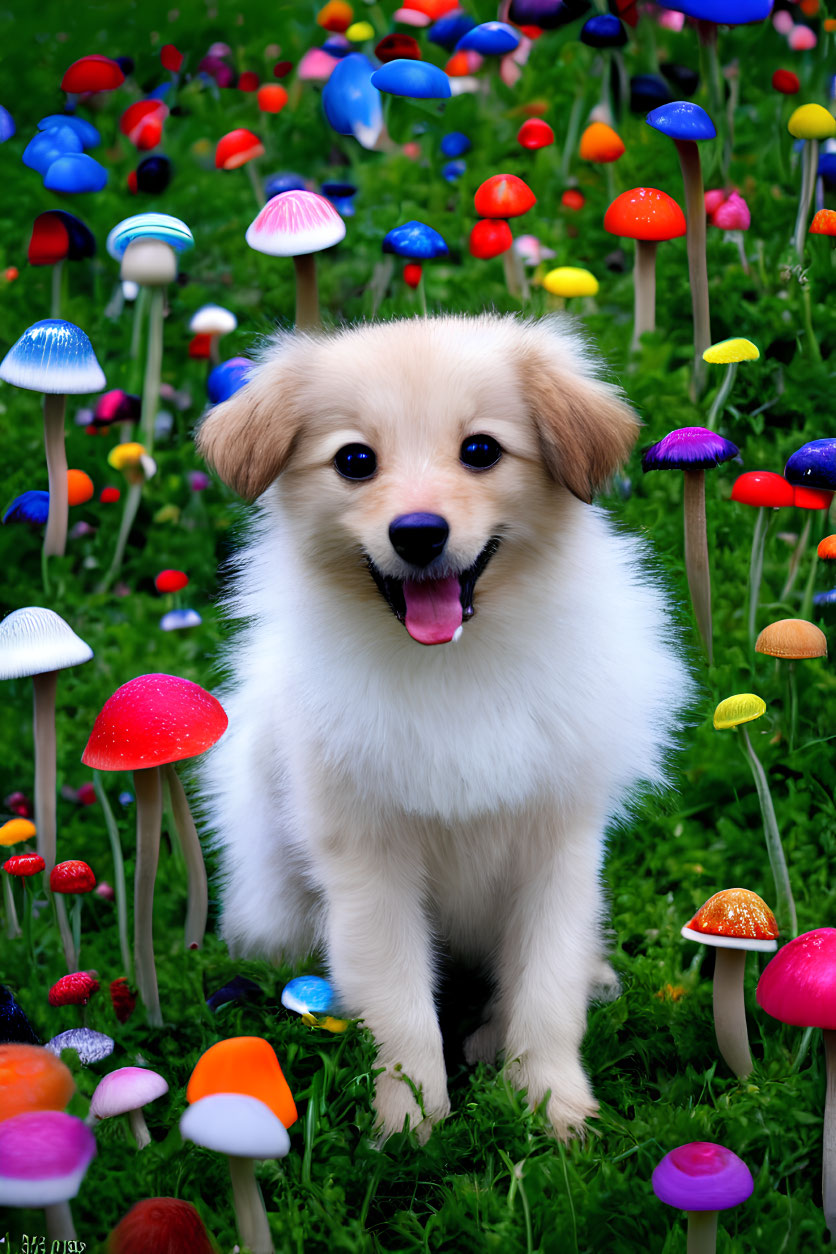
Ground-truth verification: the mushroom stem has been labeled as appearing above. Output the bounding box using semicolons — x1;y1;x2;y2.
674;139;711;399
747;507;770;651
97;479;143;595
133;765;163;1027
823;1028;836;1241
682;469;713;664
686;1208;718;1254
128;1105;151;1150
43;392;69;560
228;1155;274;1254
560;91;586;183
50;259;64;320
163;763;208;950
632;240;657;352
32;669;58;876
2;874;20;939
93;770;133;981
140;286;165;454
712;948;752;1079
793;139;819;262
45;1200;76;1241
706;363;737;431
781;513;812;602
502;245;529;304
293;253;320;330
246;158;266;209
737;724;797;937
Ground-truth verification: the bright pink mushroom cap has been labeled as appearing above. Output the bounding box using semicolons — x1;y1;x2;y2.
246;190;346;257
81;674;228;771
757;928;836;1028
0;1110;96;1207
713;192;750;231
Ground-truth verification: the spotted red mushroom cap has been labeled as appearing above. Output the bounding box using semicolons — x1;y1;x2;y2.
48;973;99;1007
49;860;96;895
82;674;228;771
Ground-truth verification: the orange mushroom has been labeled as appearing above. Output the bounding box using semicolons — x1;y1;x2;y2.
579;121;625;163
756;618;826;753
0;1044;75;1121
187;1036;297;1128
604;187;686;352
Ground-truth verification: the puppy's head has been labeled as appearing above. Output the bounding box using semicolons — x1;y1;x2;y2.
197;315;638;645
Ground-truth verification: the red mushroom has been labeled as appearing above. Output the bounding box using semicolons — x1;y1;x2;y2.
216;129;266;207
603;187;686;353
82;675;228;1025
517;118;554;150
120;101;168;152
50;860;96;968
468;219;513;260
61;55;125;93
472;175;536;300
48;972;99;1008
731;471;794;649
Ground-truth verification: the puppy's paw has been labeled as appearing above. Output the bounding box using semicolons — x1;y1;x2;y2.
373;1068;450;1146
463;1020;502;1066
506;1057;598;1143
589;957;621;1003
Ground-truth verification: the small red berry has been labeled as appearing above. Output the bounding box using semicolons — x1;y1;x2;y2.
49;972;100;1007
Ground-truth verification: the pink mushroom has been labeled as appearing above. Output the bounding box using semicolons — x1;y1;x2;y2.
245;190;346;329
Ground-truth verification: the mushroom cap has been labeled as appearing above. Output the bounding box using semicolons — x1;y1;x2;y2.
604;187;686;240
0;319;105;394
28;213;70;266
160;609;202;631
580;13;627;46
375;33;423;63
207;356;253;403
440;130;471;157
641;426;738;472
370;58;451;98
187;1035;297;1127
713;693;765;729
107;213;193;261
758;929;836;1028
322;53;383;148
281;976;339;1015
474;173;536;219
44;153;108;194
180;1092;291;1158
3;491;50;527
818;534;836;561
429;12;477;47
215;127;265;170
731;471;793;508
652;1142;753;1212
189;304;237;335
785;439;836;489
0;1110;96;1207
0;1044;75;1120
682;888;778;950
246;190;346;257
772;68;800;95
90;1066;169;1118
23;127;83;175
382;220;448;259
661;0;771;21
0;607;93;679
810;208;836;235
646;100;717;142
61;54;124;93
703;337;759;364
517;118;554;149
788;103;836;140
794;484;833;510
46;1028;114;1066
631;74;673;113
94;391;140;427
297;47;339;83
108;441;147;471
0;818;36;847
155;569;189;593
264;171;308;198
469;219;513;259
542;266;599;297
50;860;96;894
712;192;750;231
82;673;228;771
120;100;168;150
579;121;625;163
0;986;40;1046
48;972;99;1007
3;853;46;876
456;21;520;54
0;105;13;142
107;1197;215;1254
755;618;827;660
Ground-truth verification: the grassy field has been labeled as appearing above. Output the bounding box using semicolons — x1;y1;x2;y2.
2;0;836;1249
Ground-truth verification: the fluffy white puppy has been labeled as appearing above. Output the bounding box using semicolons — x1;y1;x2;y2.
197;314;690;1142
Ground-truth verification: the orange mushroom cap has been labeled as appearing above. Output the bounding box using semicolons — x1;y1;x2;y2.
579;121;625;163
685;888;778;942
810;209;836;236
818;534;836;560
0;1043;75;1121
755;618;827;659
473;174;536;219
67;469;94;506
604;187;686;241
187;1036;297;1128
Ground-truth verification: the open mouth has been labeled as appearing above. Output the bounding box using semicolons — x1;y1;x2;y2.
366;536;501;646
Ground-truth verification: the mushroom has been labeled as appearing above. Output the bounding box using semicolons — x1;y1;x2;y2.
646;101;717;397
160;609;202;631
784;438;836;620
757;929;836;1239
90;1065;169;1149
180;1093;290;1254
49;859;96;968
0;607;92;967
370;58;452;99
713;694;797;936
0;1042;75;1119
681;887;778;1079
43;154;108;195
245;190;346;330
603;187;686;352
187;1035;297;1128
517;118;554;149
28;210;95;320
258;84;289;113
281;975;348;1031
82;674;228;1024
580;16;627;124
23;127;83;175
216;127;266;207
382;221;448;314
3;490;50;527
469;219;513;260
0;817;35;940
61;53;124;92
120;100;168;152
107;1197;215;1254
702;337;758;430
652;1141;753;1254
788;104;836;261
207;357;253;404
0;320;105;577
322;53;384;150
755;618;827;753
48;972;99;1009
0;1109;96;1242
456;20;519;55
542;266;599;306
730;470;794;649
473;173;537;300
188;304;237;365
0;986;40;1045
46;1028;114;1066
710;192;751;274
641;427;738;663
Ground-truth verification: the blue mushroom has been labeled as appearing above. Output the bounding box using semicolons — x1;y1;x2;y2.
38;114;100;149
135;155;173;195
207;357;253;404
580;14;627;46
663;0;772;21
784;439;836;490
264;171;308;198
646;100;717;142
281;975;338;1016
52;211;96;260
106;212;194;260
441;131;471;157
160;608;202;631
322;181;357;216
322;53;383;149
442;159;466;182
383;221;448;260
44;154;108;194
371;59;451;100
3;491;50;526
818;152;836;188
0;319;105;395
0;986;39;1045
456;21;521;55
0;106;15;143
23;127;83;174
428;13;476;48
630;74;672;113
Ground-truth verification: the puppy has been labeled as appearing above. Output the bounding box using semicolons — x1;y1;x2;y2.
197;314;690;1142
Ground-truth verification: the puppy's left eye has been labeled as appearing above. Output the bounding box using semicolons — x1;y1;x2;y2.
460;434;502;470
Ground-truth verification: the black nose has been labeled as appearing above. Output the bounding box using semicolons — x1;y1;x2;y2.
389;512;449;568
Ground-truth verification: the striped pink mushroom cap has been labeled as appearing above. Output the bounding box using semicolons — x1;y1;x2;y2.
246;190;346;257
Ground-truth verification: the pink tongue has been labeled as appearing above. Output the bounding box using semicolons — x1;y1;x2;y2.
402;575;463;645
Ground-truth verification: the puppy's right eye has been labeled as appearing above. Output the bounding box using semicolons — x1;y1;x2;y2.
334;443;377;481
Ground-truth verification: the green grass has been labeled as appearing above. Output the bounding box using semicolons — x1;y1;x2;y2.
2;0;836;1250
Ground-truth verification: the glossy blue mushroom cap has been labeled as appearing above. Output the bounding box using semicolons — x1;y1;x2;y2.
580;14;627;46
322;181;357;216
322;53;383;149
456;21;521;55
264;172;307;198
44;154;108;193
383;221;449;260
663;0;772;22
207;357;253;404
442;159;466;182
428;13;476;48
784;439;836;489
38;114;100;149
281;976;338;1016
0;319;106;395
3;491;50;526
106;213;194;260
0;106;15;143
441;131;471;157
23;127;83;174
647;101;716;142
371;59;451;100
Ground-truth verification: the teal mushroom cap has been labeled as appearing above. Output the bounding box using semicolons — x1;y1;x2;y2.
106;213;194;260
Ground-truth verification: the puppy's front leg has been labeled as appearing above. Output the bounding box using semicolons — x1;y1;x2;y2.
322;840;449;1141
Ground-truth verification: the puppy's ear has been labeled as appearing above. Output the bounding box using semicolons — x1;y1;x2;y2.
196;346;305;501
519;327;639;504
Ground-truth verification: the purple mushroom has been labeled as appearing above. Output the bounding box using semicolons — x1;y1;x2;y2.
652;1142;753;1253
642;427;738;664
0;1110;96;1241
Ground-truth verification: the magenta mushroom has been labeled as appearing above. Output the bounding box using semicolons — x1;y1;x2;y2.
0;1110;96;1242
652;1142;753;1253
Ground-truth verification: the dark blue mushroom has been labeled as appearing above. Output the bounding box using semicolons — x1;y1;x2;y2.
580;14;627;46
383;221;449;260
784;439;836;490
0;986;39;1044
135;156;172;194
630;74;673;113
3;491;50;526
428;13;476;49
456;21;520;55
442;159;466;182
321;181;357;216
508;0;590;28
264;172;308;198
207;357;254;404
371;59;451;100
44;154;108;194
322;53;383;149
441;131;470;157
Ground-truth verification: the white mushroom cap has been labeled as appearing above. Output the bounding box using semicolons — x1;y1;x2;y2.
0;607;93;679
0;1110;96;1207
680;925;778;953
90;1065;169;1118
189;304;238;335
180;1093;290;1158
